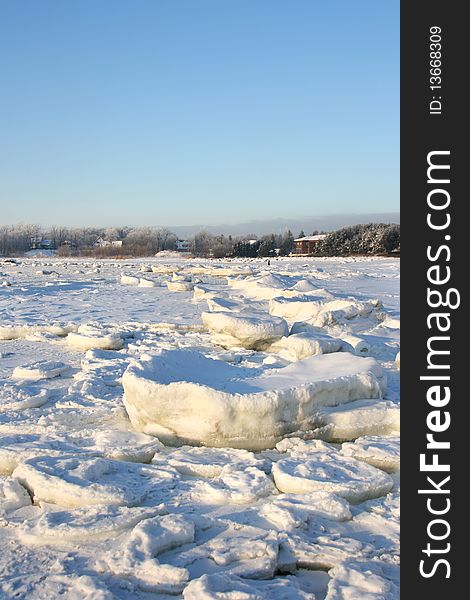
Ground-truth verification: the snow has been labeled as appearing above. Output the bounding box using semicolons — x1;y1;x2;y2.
122;349;385;449
0;255;400;598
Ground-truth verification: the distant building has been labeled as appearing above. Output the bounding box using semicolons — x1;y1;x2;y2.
175;239;191;252
95;237;123;248
294;234;327;255
30;237;55;250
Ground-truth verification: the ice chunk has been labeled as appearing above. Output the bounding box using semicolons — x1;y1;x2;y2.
18;504;162;542
68;429;164;462
97;514;193;593
268;332;342;361
316;399;400;442
67;325;124;351
0;383;50;411
325;562;398;599
189;465;274;504
341;335;370;355
183;573;312;600
202;312;289;350
269;295;324;321
0;324;75;340
0;574;114;600
138;277;157;287
289;279;323;293
193;285;217;301
0;434;94;475
260;491;352;527
0;477;31;511
123;349;385;449
12;361;71;381
272;448;393;503
283;535;369;571
341;436;400;472
176;526;279;579
167;280;195;291
312;299;381;327
106;560;189;594
151;265;180;274
154;446;266;478
13;455;178;508
120;274;140;285
227;273;292;300
206;296;242;313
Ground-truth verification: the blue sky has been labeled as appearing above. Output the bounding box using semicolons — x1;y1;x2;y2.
0;0;399;227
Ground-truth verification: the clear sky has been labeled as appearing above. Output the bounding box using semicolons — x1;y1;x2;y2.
0;0;399;227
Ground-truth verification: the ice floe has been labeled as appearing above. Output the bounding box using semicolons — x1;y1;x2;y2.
13;455;179;507
67;325;124;351
314;399;400;442
202;311;289;349
123;349;385;449
183;572;312;599
271;441;393;502
12;361;71;381
0;383;50;411
268;331;343;361
341;436;400;472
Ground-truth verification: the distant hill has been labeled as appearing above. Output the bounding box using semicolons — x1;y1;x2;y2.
168;213;400;237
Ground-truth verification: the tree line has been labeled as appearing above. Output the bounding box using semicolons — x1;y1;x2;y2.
0;223;399;258
312;223;400;256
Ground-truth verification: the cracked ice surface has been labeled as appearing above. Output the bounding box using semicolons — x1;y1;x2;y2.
0;255;399;599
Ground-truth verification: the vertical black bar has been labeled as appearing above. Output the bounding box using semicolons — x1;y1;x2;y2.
401;1;465;595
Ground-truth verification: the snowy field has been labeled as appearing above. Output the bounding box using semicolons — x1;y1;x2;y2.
0;255;400;599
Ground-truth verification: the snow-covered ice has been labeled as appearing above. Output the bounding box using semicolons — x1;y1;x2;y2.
341;436;400;472
12;360;71;381
202;311;289;349
0;255;399;598
271;444;393;503
123;349;385;449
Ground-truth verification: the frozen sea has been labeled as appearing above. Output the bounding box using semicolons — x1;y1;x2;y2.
0;255;400;599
